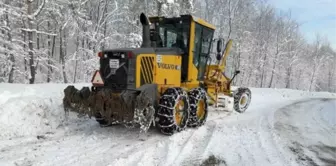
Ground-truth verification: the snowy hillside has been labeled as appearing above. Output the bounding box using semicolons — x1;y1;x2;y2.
0;83;335;166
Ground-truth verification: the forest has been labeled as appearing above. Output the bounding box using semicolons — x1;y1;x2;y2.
0;0;335;92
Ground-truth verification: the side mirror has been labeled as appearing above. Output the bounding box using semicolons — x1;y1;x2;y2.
216;53;222;61
217;39;224;53
228;70;241;85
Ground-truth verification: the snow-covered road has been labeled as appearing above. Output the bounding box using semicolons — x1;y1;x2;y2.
0;84;335;166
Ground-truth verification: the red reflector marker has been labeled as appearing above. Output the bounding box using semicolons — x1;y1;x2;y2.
98;52;103;58
127;52;133;58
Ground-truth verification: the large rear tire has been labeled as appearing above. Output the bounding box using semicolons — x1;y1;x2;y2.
233;88;251;113
156;87;190;135
187;88;208;127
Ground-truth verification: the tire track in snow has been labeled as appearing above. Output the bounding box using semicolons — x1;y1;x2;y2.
132;120;219;166
157;129;200;165
175;121;217;166
255;115;293;166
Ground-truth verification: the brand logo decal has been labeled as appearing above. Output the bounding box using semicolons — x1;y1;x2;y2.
157;63;181;70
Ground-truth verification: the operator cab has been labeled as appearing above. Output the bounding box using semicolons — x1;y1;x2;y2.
148;16;190;52
148;15;215;82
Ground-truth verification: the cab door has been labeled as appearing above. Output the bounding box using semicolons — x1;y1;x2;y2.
192;23;214;81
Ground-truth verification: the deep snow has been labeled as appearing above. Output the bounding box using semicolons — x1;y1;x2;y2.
0;83;335;166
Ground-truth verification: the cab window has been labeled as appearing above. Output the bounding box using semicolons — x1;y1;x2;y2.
156;22;189;53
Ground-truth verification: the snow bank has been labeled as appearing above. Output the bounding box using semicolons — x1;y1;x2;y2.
249;87;336;101
0;83;90;139
0;97;61;138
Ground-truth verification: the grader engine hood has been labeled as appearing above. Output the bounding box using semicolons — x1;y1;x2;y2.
91;13;154;91
93;50;136;92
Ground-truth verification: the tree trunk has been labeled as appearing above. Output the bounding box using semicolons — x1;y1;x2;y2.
227;0;232;40
4;4;15;83
36;22;41;72
49;35;56;81
268;42;279;88
268;58;277;88
260;52;267;88
327;63;334;92
296;69;302;89
47;22;56;83
22;29;28;81
285;65;292;88
27;0;35;84
73;34;79;83
82;38;85;81
47;21;51;82
309;63;317;91
59;28;68;83
101;0;108;50
157;2;162;16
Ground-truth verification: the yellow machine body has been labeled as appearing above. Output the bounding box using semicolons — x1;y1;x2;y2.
63;13;251;135
132;16;233;106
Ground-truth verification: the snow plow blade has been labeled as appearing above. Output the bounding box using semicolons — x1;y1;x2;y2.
62;85;157;132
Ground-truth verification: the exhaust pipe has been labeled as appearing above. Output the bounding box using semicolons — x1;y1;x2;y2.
140;13;151;48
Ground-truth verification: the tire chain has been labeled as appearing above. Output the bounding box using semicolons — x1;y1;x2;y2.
156;87;190;135
187;87;208;127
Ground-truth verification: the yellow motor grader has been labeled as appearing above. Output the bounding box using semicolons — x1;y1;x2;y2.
63;13;251;135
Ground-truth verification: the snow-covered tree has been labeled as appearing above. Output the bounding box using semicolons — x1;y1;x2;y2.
0;0;335;92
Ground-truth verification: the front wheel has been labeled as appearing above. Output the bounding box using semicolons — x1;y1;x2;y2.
156;87;190;135
233;88;251;113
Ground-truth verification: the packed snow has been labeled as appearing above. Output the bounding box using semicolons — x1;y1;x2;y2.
0;83;335;166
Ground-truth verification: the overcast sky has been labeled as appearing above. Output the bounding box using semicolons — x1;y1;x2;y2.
268;0;336;49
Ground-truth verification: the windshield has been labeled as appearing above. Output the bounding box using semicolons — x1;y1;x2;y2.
150;18;190;53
